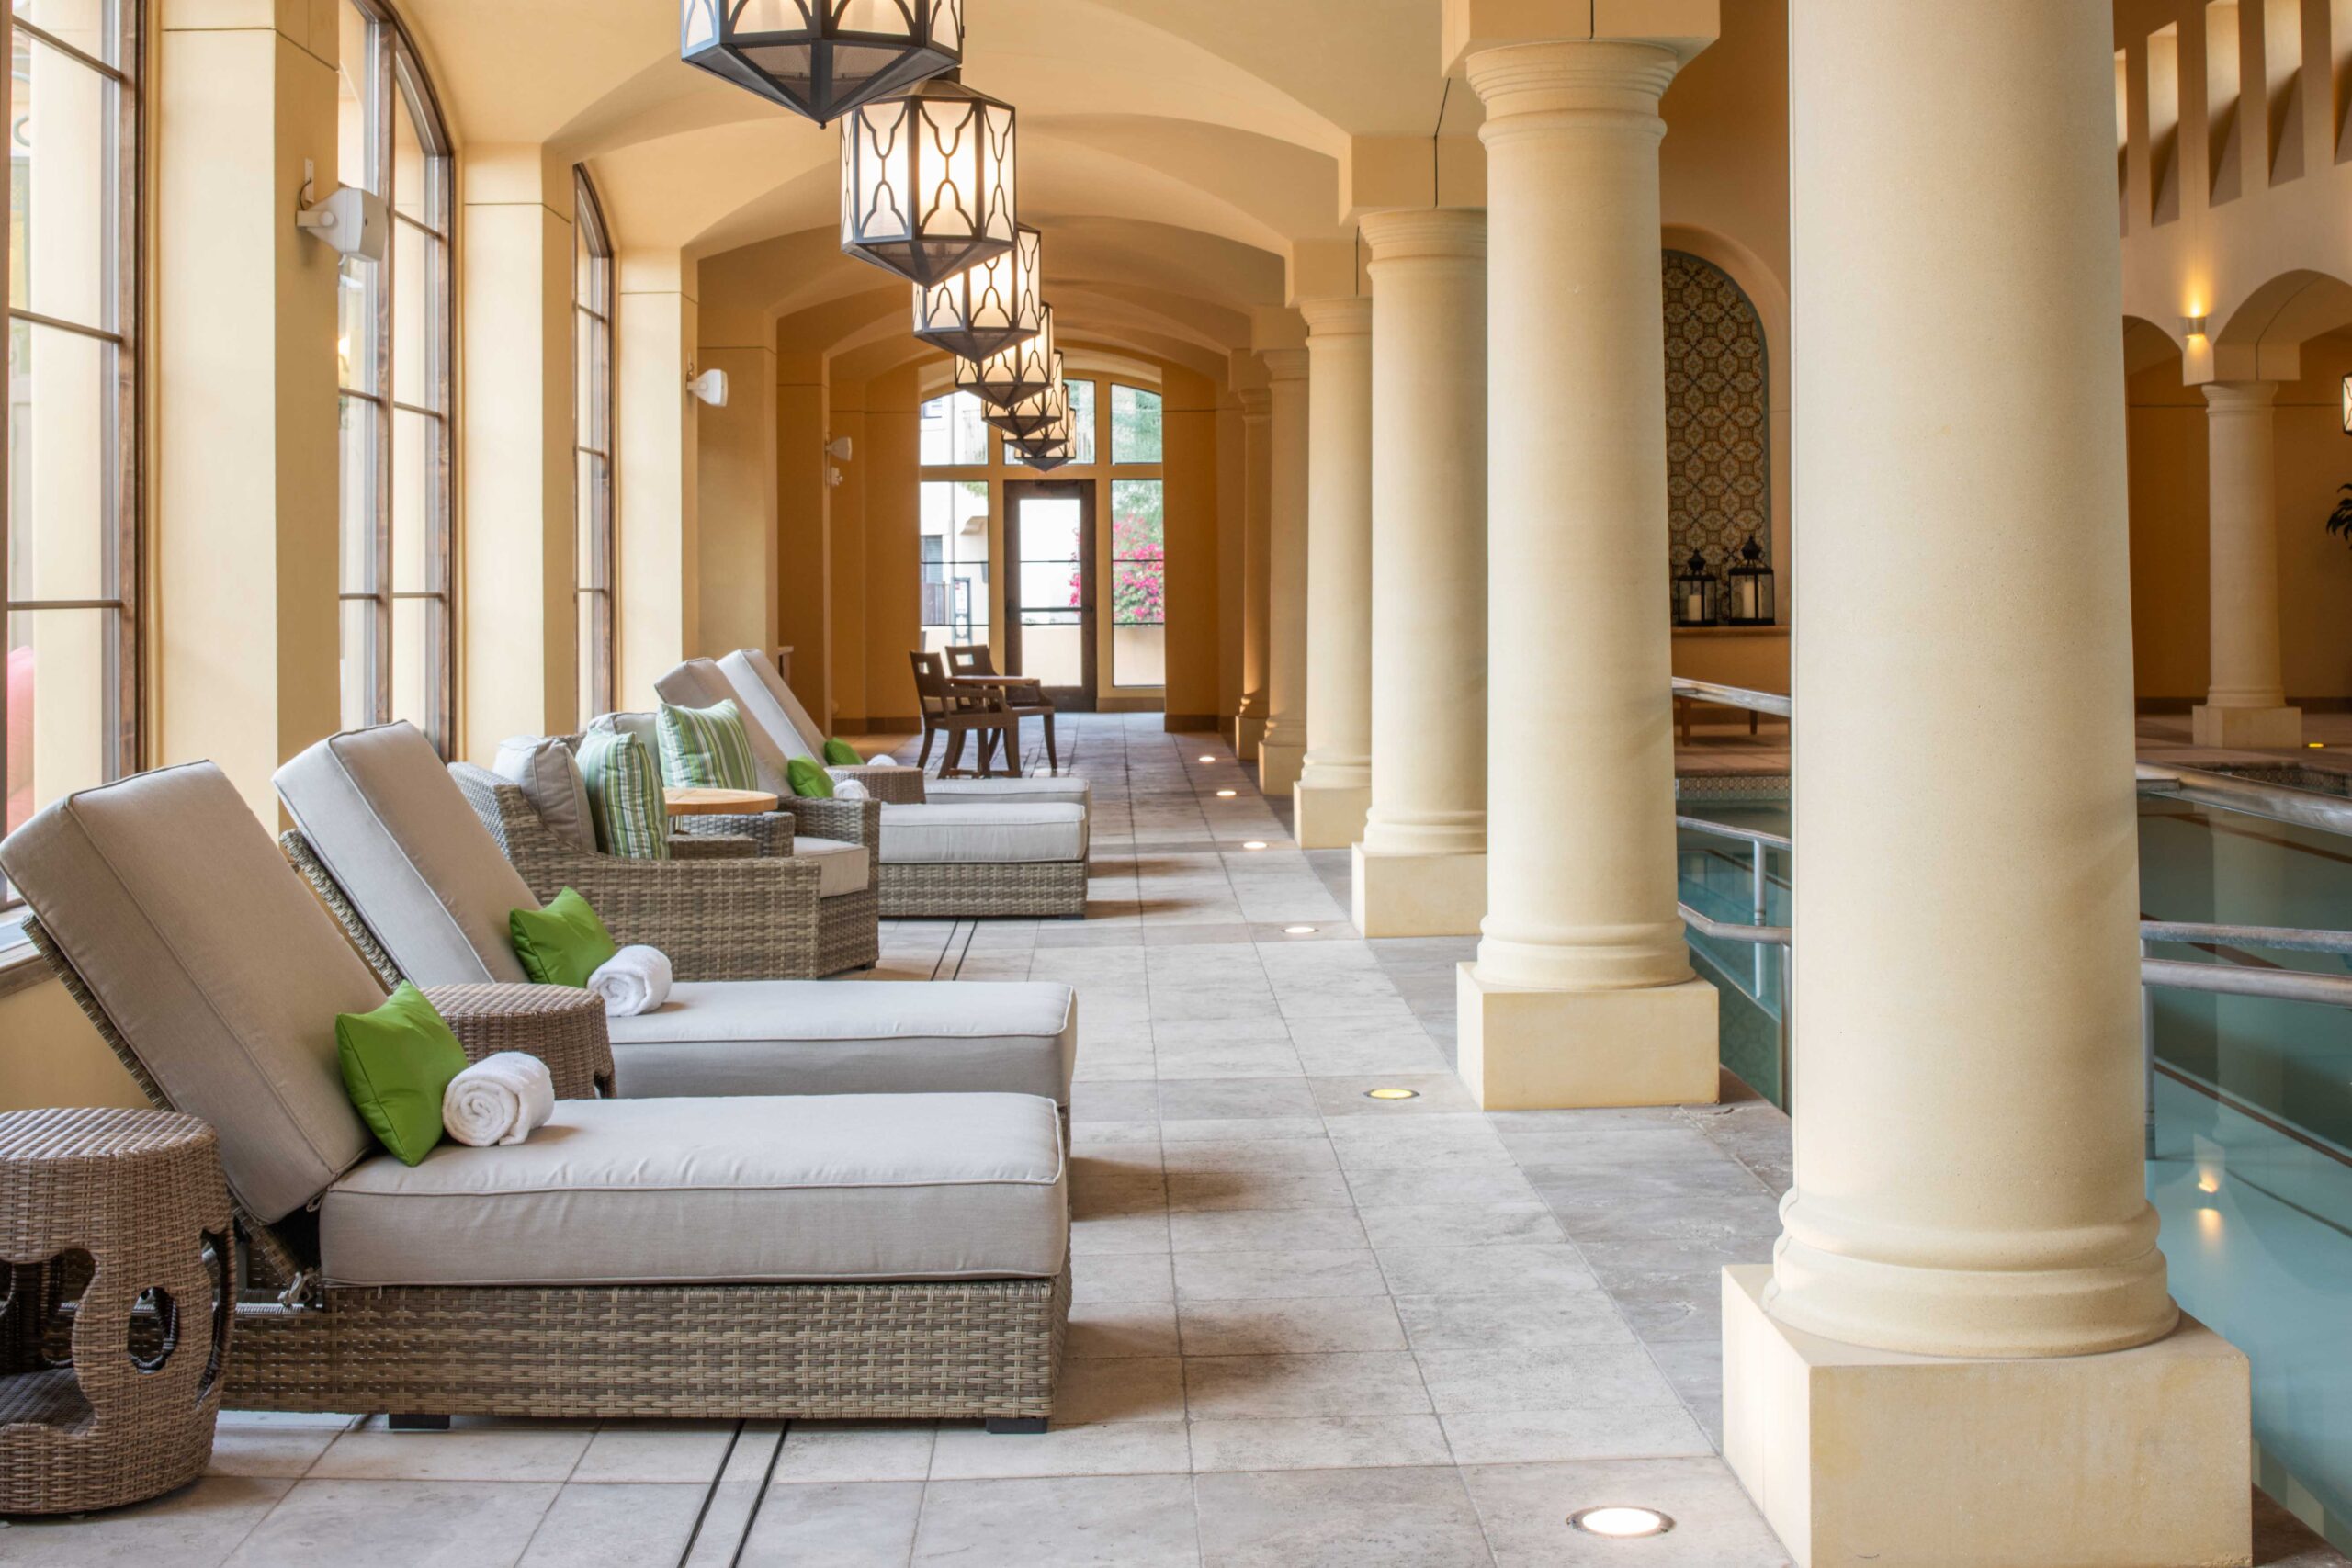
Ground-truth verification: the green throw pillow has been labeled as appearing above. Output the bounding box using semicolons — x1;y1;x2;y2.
336;983;469;1167
786;756;836;799
822;738;864;767
509;887;620;989
577;728;672;860
658;698;759;791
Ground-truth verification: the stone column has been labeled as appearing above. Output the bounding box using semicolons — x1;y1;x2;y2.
1294;297;1374;847
1353;209;1487;937
1232;387;1272;759
616;251;702;705
1721;6;2249;1565
1455;39;1717;1110
2192;382;2301;749
1257;348;1311;793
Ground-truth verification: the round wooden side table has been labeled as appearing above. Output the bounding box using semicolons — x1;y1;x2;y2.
1;1108;234;1514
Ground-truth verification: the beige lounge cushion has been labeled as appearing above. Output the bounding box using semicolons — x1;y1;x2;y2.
274;724;536;986
794;835;871;897
605;980;1076;1102
0;763;381;1223
318;1093;1068;1287
492;736;594;852
717;648;826;766
923;776;1092;810
879;802;1087;864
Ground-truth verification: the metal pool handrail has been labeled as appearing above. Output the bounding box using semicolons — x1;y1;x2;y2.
1670;677;1792;718
2135;761;2352;838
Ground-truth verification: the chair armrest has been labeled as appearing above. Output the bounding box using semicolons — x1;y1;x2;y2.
667;830;761;860
536;854;825;981
786;795;882;856
422;984;616;1100
831;765;928;804
672;812;796;857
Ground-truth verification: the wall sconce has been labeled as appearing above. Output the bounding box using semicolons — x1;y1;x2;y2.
2341;373;2348;434
295;162;388;263
2180;313;2207;339
687;367;730;408
824;436;855;462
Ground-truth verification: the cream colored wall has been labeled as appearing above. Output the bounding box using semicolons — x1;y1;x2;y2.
774;357;830;719
693;341;781;672
2127;325;2352;705
828;384;872;728
1216;397;1245;726
862;367;925;729
0;980;142;1114
616;254;700;708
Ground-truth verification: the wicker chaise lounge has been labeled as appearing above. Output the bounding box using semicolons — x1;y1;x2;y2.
273;724;1079;1105
660;657;1092;919
0;763;1068;1427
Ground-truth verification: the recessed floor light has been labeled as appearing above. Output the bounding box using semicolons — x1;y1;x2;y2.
1242;840;1269;851
1216;789;1238;797
1199;755;1216;762
1283;925;1317;935
1363;1087;1419;1101
2310;742;2327;750
1568;1506;1675;1540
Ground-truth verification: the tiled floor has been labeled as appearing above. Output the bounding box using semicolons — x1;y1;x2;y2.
5;713;2338;1566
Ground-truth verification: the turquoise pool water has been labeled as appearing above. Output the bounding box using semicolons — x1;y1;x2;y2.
1678;791;2352;1551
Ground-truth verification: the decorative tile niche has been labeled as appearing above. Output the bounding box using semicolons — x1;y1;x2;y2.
1664;250;1772;571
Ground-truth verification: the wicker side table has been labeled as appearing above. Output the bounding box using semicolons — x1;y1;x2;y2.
1;1108;233;1513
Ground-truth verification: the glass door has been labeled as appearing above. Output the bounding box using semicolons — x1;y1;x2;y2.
1004;480;1096;711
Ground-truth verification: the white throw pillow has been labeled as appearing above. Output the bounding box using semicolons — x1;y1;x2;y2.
492;736;595;851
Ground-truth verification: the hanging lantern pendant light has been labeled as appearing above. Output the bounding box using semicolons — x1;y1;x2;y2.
956;302;1056;408
680;0;965;126
842;70;1018;287
987;356;1068;441
915;225;1042;361
1011;434;1075;471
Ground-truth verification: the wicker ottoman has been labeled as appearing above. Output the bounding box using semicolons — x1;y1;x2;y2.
1;1108;233;1513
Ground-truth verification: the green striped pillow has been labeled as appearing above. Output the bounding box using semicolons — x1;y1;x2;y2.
656;698;760;792
576;729;671;861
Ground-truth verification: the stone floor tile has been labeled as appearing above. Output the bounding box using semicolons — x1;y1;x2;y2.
1185;1416;1453;1474
1192;1465;1494;1568
0;1475;291;1568
911;1473;1203;1568
681;1424;787;1567
1395;1292;1638;1351
308;1426;592;1483
1341;1163;1542;1209
1156;1077;1320;1122
1169;1205;1369;1254
517;1482;710;1567
224;1480;559;1568
1074;1251;1176;1303
1355;1202;1566;1250
1182;1353;1434;1420
1308;1074;1480;1116
1460;1457;1792;1567
1374;1244;1604;1300
1159;1137;1341;1174
1159;1115;1330;1144
929;1420;1193;1481
1173;1248;1393;1302
205;1425;340;1479
1055;1356;1189;1424
1068;1299;1183;1359
737;1480;923;1568
1178;1296;1409;1356
768;1422;936;1483
1414;1345;1682;1416
1165;1166;1356;1213
569;1422;738;1484
1438;1408;1714;1466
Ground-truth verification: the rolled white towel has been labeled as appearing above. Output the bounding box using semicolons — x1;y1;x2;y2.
587;944;672;1018
442;1051;555;1148
833;777;872;800
869;753;899;768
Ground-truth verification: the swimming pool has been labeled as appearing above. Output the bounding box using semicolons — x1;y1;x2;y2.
1678;788;2352;1551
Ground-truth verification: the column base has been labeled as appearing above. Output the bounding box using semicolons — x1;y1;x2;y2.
1235;713;1266;763
2191;703;2302;750
1722;1266;2251;1568
1293;782;1371;849
1351;843;1486;937
1455;965;1720;1109
1259;739;1306;795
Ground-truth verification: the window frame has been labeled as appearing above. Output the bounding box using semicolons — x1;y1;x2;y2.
572;164;616;724
1;0;144;914
1102;382;1165;690
336;0;454;753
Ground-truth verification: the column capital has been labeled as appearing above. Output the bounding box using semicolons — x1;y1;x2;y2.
1259;347;1310;384
1359;207;1487;265
1466;39;1683;134
1299;296;1372;339
2199;380;2279;412
1442;0;1716;75
1237;386;1272;423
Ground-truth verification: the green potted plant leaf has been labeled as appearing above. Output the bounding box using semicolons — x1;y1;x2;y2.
2329;483;2352;549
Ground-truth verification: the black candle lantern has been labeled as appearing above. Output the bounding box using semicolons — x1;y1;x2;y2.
680;0;963;127
1672;548;1721;627
1725;533;1775;626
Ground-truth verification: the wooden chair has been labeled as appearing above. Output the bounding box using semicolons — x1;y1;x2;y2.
947;644;1058;773
910;650;1011;776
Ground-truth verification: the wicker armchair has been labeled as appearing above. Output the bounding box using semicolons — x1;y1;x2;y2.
446;763;879;979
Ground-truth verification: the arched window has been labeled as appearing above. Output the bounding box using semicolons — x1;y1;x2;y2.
336;0;453;751
3;0;143;919
573;167;616;724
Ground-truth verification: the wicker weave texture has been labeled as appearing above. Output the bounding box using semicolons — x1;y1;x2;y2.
424;985;615;1100
0;1109;233;1513
879;860;1089;919
225;1268;1068;1421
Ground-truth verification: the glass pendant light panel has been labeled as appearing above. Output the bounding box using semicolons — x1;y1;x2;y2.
956;305;1055;408
842;74;1017;287
681;0;964;126
914;226;1043;360
1012;433;1075;471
